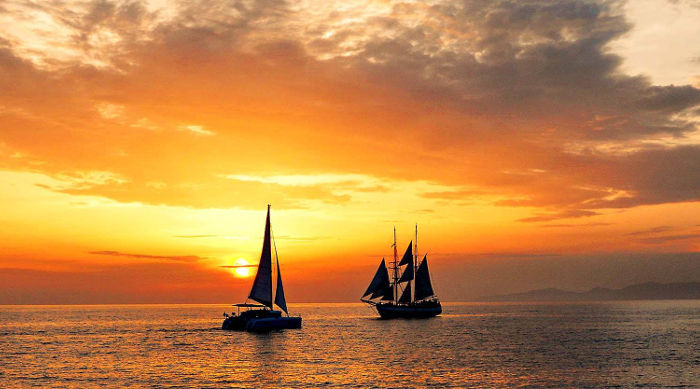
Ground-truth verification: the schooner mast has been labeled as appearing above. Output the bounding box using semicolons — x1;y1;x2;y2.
414;224;418;302
393;227;398;303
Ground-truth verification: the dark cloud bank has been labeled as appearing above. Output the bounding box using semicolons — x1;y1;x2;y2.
0;0;698;216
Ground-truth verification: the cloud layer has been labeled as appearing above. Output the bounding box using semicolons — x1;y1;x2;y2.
1;0;699;303
1;0;698;218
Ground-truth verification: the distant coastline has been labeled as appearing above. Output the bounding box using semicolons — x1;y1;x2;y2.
480;282;700;302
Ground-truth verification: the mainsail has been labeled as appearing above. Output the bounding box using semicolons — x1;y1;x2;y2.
398;282;412;304
248;205;273;308
398;241;412;266
414;254;435;301
398;257;414;283
274;256;288;314
363;258;392;300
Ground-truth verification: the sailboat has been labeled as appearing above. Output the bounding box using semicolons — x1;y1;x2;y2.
361;226;442;319
222;205;302;331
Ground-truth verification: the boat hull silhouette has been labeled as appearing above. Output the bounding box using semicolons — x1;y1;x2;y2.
375;300;442;319
222;309;302;331
221;205;301;331
362;227;442;319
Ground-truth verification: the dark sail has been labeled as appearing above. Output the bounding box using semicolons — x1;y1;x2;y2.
274;256;288;314
414;254;435;301
379;284;394;301
398;282;412;304
363;258;391;299
398;241;412;266
248;205;273;308
398;257;414;282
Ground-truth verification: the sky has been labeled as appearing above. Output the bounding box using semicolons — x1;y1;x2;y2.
1;0;699;304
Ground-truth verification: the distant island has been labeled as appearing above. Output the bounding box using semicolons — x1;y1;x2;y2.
481;282;700;302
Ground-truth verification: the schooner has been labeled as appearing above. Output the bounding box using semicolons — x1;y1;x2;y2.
361;226;442;319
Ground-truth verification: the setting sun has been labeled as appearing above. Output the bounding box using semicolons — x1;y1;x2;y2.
233;259;251;278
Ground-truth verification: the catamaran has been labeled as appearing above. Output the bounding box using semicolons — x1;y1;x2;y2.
361;226;441;319
222;205;302;331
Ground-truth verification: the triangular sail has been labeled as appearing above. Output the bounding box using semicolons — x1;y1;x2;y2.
363;258;391;298
248;206;273;308
398;257;414;283
379;284;394;300
414;254;435;301
398;241;412;266
274;256;288;314
398;282;412;304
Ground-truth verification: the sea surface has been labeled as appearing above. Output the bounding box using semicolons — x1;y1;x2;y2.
0;301;698;388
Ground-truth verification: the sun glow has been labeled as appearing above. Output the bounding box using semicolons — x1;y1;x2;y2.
233;258;252;278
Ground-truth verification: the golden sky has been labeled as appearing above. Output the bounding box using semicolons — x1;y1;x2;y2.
1;0;699;303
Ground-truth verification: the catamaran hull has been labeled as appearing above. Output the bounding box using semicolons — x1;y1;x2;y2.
222;315;302;331
376;303;442;319
222;316;247;331
245;316;302;331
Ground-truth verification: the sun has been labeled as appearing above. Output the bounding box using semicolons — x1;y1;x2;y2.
233;258;251;278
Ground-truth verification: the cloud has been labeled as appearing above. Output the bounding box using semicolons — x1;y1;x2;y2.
517;210;599;223
173;234;220;239
538;222;612;229
88;250;204;262
178;124;215;136
39;175;352;209
0;0;698;219
421;189;490;200
640;233;700;245
626;226;676;236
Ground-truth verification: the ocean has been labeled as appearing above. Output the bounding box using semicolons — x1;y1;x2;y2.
1;301;698;388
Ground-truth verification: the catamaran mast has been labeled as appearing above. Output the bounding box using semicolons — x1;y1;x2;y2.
393;226;398;303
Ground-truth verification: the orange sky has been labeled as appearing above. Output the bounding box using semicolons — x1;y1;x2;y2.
1;0;699;304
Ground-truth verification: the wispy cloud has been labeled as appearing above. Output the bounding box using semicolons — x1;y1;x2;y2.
517;210;600;223
640;233;700;245
539;222;612;229
626;226;676;236
89;250;204;262
173;234;220;239
178;124;215;136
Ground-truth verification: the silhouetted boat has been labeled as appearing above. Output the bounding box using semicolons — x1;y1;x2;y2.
361;226;442;319
222;205;302;331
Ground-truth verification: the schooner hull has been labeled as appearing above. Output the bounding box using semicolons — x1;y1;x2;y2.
375;302;442;319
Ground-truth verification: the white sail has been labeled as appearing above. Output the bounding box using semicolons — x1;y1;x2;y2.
248;205;273;308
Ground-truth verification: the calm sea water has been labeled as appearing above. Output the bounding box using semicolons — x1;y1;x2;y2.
0;302;698;388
